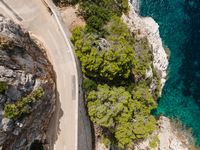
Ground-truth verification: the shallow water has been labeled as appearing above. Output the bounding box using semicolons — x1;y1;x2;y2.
140;0;200;146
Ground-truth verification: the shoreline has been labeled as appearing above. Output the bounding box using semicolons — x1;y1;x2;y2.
123;1;169;91
123;1;196;149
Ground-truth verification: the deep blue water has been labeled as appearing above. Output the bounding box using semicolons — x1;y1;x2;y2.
140;0;200;146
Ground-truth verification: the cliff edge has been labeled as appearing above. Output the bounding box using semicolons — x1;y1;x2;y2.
121;1;194;150
122;2;168;90
0;15;56;150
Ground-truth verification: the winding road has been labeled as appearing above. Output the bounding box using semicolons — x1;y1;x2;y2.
0;0;92;150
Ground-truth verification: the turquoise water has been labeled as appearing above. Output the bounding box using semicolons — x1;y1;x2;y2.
140;0;200;146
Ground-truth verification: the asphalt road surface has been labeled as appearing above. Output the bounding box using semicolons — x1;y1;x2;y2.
0;0;82;149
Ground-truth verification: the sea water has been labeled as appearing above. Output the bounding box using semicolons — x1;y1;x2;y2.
140;0;200;146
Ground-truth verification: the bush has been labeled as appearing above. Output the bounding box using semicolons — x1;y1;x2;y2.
86;16;105;33
4;88;44;119
82;78;97;92
79;0;128;33
71;18;136;81
53;0;79;5
149;135;159;148
0;81;8;94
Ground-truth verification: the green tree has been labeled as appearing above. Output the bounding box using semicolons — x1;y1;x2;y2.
69;1;160;148
4;88;44;119
71;18;137;81
87;84;157;148
82;78;97;92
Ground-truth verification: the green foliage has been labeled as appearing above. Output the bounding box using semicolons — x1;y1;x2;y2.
82;78;97;92
79;0;128;33
87;84;157;148
149;135;159;148
53;0;79;5
4;88;44;119
71;19;137;81
71;17;153;82
54;0;129;31
69;1;159;148
0;81;8;94
132;82;157;113
102;136;111;148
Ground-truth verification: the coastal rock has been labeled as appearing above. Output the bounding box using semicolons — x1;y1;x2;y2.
121;1;195;150
145;67;153;79
122;1;169;90
158;116;192;150
134;116;193;150
0;15;56;149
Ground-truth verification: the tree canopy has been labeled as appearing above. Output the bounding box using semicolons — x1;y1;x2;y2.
71;17;152;82
87;84;157;148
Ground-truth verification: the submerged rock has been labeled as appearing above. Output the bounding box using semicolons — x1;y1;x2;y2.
0;15;56;149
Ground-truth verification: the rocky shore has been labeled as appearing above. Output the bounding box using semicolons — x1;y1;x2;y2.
122;2;169;90
121;1;194;150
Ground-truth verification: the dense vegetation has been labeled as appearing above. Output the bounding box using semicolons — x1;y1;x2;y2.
54;0;128;33
4;88;44;119
71;17;152;82
87;84;156;147
72;21;158;148
79;0;129;33
67;0;160;148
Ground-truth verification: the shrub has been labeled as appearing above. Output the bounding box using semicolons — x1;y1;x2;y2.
79;0;128;33
53;0;79;5
0;81;8;94
149;135;159;148
71;18;136;81
82;78;97;92
4;88;44;119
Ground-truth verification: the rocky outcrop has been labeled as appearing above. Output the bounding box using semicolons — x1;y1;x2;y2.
134;116;194;150
158;116;193;150
121;2;196;150
122;2;169;90
0;15;56;149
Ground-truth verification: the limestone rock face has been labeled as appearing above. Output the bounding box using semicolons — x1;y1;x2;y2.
122;2;169;90
0;15;56;149
158;116;192;150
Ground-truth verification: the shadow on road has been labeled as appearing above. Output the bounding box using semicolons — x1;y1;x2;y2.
46;89;63;150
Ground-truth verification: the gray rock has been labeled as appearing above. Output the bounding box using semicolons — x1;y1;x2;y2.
6;86;21;101
145;67;153;79
0;15;56;149
0;95;6;104
0;118;13;132
98;38;110;51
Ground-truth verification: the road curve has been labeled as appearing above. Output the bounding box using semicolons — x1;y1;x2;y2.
0;0;79;149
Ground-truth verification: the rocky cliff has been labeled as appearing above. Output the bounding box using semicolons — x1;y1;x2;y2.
122;2;169;91
0;15;56;150
121;1;194;150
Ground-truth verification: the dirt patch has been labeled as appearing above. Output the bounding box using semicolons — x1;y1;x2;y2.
60;5;85;31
